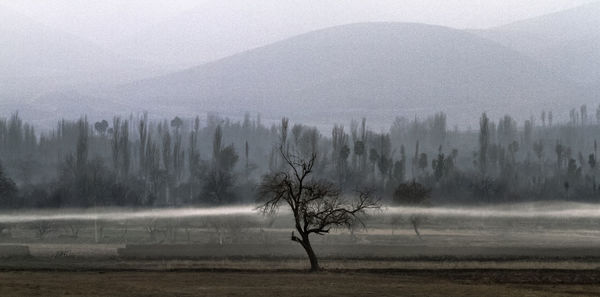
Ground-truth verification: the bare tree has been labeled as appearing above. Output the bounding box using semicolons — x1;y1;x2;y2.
29;221;55;239
0;223;12;238
257;148;380;271
138;113;148;177
393;181;431;239
144;218;163;243
479;113;489;176
61;221;82;238
111;117;121;177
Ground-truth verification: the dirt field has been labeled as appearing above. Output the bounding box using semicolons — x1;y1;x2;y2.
1;269;600;297
2;209;600;295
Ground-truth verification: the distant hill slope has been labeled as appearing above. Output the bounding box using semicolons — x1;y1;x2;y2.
475;2;600;86
107;23;584;127
111;0;407;66
0;5;166;102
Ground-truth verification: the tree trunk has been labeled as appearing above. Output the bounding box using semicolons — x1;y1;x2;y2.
166;185;171;205
412;221;422;239
293;232;320;271
302;236;320;272
411;217;422;240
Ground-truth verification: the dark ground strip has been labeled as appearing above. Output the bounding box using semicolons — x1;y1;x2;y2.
1;266;600;284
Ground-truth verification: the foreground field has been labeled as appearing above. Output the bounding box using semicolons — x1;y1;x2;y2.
2;270;600;297
2;205;600;295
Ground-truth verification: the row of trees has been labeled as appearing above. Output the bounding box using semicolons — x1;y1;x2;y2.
2;105;600;208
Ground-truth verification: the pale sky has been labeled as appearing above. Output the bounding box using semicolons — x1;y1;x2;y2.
3;0;597;46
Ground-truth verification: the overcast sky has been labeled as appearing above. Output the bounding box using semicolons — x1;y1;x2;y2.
3;0;597;46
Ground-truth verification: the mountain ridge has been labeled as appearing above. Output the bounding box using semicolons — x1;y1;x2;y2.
476;2;600;86
104;22;585;127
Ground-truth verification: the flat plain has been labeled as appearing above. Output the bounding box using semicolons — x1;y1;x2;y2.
2;212;600;296
1;269;600;297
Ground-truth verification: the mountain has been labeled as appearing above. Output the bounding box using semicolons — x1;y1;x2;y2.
0;5;166;103
112;0;366;66
475;2;600;86
107;23;585;127
115;0;482;67
0;91;127;129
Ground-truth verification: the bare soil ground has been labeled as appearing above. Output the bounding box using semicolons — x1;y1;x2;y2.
1;269;600;297
3;256;600;271
2;212;600;295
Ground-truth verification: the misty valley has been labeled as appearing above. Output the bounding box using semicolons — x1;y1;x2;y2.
3;1;600;296
1;109;600;268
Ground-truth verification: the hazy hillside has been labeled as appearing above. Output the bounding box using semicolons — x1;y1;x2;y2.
0;5;167;102
476;2;600;86
108;23;583;127
112;0;380;66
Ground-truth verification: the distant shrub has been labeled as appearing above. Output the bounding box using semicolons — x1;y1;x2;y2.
393;181;430;205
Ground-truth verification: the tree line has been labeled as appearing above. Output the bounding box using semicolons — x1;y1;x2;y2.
1;105;600;209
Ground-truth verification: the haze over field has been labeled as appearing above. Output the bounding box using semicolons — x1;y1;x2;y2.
4;202;600;224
